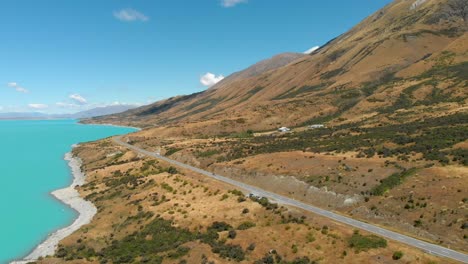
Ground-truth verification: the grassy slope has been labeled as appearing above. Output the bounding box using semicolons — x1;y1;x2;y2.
87;0;467;136
127;110;467;251
33;139;452;264
65;0;468;260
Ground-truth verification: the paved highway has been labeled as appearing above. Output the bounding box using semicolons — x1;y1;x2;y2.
113;136;468;263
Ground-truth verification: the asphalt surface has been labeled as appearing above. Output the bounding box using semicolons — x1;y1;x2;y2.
113;136;468;263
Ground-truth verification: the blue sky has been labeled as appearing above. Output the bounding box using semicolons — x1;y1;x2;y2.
0;0;392;113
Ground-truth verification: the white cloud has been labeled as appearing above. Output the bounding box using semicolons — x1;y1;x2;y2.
221;0;248;7
7;82;29;93
114;8;149;22
28;104;48;109
16;87;29;93
69;94;87;105
56;102;79;108
304;46;320;54
200;72;225;87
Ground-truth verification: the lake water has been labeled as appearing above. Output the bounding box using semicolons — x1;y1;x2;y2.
0;119;136;263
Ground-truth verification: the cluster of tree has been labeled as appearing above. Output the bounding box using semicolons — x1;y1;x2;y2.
219;112;467;167
254;250;318;264
56;218;249;263
201;221;246;261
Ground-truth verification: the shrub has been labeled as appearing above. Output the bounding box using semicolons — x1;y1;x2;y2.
228;230;237;239
229;189;244;196
414;219;423;227
247;243;256;251
237;221;256;230
161;182;174;192
212;243;245;261
306;232;316;243
209;221;233;232
167;246;190;259
249;196;278;210
167;166;178;174
348;231;387;252
292;244;298;253
371;168;418;196
165;148;181;156
321;225;329;235
56;247;68;258
392;251;404;260
101;218;195;262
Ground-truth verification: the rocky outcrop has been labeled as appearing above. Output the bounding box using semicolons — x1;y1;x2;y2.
210;164;363;209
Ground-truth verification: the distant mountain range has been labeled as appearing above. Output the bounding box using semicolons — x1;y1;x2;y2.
0;112;50;120
67;105;139;119
0;104;139;120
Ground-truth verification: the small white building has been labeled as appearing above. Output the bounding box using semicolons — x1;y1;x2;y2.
278;127;291;132
308;124;325;129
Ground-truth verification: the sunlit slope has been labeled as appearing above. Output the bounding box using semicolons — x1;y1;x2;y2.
88;0;467;134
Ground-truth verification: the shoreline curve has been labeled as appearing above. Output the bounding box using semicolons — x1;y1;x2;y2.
11;146;97;264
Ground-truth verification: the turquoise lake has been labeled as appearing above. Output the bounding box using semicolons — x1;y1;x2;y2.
0;119;136;263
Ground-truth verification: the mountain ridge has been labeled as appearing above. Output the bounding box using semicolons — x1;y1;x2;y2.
87;0;467;134
46;0;468;261
0;104;138;120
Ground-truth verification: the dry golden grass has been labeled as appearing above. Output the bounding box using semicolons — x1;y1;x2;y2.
34;138;455;264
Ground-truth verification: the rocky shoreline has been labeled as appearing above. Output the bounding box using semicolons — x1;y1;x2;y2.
11;147;97;264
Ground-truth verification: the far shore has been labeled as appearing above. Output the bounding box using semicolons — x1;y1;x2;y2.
80;121;142;131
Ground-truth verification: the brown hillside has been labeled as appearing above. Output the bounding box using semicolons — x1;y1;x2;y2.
75;0;468;256
87;0;467;135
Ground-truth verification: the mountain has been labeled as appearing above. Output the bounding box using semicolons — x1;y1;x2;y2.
209;52;306;90
87;0;467;135
64;0;468;258
68;104;138;119
0;105;138;120
0;112;50;120
85;52;306;127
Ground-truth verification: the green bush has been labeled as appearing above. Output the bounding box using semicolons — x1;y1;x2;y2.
165;147;182;156
167;246;190;259
392;251;404;260
167;166;178;174
237;221;256;230
220;112;468;167
348;231;387;252
371;168;418;196
228;230;237;239
212;243;245;261
209;221;233;232
101;218;195;262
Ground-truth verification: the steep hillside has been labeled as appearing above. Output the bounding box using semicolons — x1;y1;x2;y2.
87;0;467;134
87;52;306;128
214;52;306;85
76;0;468;256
